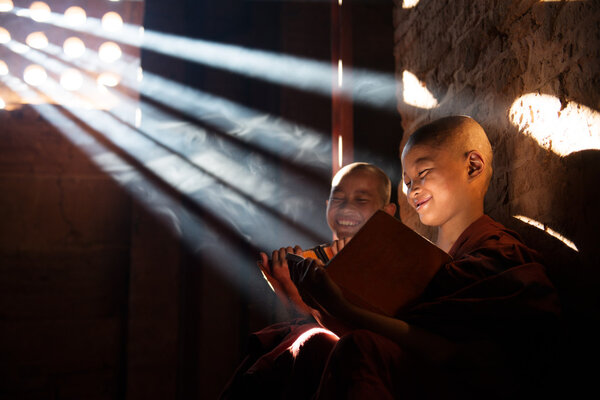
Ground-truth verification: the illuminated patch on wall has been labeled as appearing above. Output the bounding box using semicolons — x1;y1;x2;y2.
101;11;123;32
29;1;51;22
402;70;438;109
98;41;122;63
509;93;600;157
26;31;48;49
402;0;420;8
64;6;86;27
0;60;8;75
1;2;141;111
0;26;10;43
63;37;86;58
23;64;47;86
0;0;13;13
513;215;578;252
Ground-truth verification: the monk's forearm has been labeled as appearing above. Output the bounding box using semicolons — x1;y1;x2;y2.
340;303;458;365
280;280;313;316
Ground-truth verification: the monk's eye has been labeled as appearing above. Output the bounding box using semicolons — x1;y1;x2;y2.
418;169;430;178
404;180;411;189
331;197;344;203
356;198;369;203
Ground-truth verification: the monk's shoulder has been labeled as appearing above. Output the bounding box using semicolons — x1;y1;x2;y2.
453;215;540;265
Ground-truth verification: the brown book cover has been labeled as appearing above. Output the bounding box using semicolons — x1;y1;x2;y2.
322;210;451;316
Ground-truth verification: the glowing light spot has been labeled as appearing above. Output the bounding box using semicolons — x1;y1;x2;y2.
135;107;142;128
338;0;342;6
514;215;578;252
0;0;14;13
0;96;5;109
338;59;343;88
259;268;275;292
11;42;30;54
0;27;11;44
101;12;123;32
26;31;48;49
95;84;119;110
0;60;8;75
98;42;122;63
29;1;51;22
63;37;86;58
64;6;86;26
137;66;143;82
97;72;120;87
60;69;83;91
23;64;47;86
403;0;420;7
338;134;343;168
289;328;339;358
509;93;600;157
402;70;438;109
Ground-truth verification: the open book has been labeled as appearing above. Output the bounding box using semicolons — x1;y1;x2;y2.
288;210;451;316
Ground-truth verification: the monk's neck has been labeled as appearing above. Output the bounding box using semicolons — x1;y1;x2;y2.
435;211;483;253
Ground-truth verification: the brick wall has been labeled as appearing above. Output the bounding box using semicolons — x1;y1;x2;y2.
393;0;600;315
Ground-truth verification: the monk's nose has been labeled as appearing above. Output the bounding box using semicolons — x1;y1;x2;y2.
408;185;421;202
409;181;421;195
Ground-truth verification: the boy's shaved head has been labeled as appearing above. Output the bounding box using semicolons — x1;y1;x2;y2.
332;162;392;206
402;116;493;191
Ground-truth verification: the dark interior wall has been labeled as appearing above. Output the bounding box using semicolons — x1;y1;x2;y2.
0;1;402;399
0;108;132;399
0;1;141;398
349;1;403;206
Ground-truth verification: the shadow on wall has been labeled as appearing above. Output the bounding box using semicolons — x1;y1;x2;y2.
393;1;600;385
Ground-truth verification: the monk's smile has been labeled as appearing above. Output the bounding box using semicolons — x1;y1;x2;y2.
415;195;432;211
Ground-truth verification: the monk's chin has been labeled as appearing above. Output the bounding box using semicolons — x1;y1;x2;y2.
335;226;361;239
417;214;438;227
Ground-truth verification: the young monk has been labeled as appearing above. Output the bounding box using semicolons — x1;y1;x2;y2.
293;116;561;399
259;162;397;317
220;162;397;399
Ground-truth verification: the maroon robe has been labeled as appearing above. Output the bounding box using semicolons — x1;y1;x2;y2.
222;215;561;399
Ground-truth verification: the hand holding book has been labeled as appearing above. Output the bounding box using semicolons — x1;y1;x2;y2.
286;211;451;317
258;246;314;316
285;253;353;331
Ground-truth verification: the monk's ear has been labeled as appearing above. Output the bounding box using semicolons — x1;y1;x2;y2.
382;202;397;217
467;150;485;179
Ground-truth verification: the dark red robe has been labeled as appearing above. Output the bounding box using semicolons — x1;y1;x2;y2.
222;215;561;399
315;215;561;399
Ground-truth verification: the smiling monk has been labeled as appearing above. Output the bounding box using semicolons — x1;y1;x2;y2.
220;162;397;400
291;116;561;399
326;162;397;240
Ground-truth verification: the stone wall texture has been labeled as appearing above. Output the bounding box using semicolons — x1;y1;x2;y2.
393;0;600;315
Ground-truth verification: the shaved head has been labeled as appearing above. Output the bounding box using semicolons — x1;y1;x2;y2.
332;162;392;206
402;116;493;190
